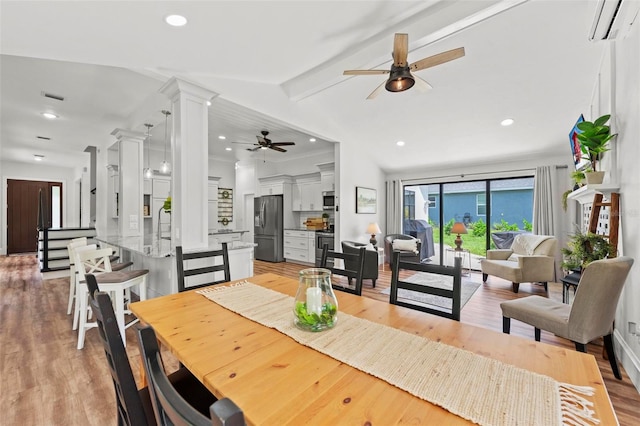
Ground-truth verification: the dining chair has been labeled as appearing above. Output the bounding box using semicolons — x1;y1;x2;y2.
75;247;148;349
67;240;95;316
87;283;217;426
137;325;246;426
390;251;463;321
500;256;633;379
320;243;365;295
176;244;230;292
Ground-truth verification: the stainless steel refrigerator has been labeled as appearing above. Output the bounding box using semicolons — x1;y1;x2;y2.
254;195;284;262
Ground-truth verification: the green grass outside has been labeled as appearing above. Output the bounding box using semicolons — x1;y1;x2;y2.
432;228;488;256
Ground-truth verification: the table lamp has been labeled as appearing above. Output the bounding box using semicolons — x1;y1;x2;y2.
366;222;382;247
451;222;468;251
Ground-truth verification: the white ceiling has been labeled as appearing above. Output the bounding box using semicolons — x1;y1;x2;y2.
0;1;606;173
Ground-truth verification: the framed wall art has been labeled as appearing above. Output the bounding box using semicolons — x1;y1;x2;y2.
356;186;376;214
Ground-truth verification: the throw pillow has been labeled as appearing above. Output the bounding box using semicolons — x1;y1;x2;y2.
392;239;417;252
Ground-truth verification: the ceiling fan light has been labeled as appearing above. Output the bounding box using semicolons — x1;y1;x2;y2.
385;66;415;92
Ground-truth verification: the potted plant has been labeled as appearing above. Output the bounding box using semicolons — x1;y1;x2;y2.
561;229;612;272
561;169;587;211
576;114;617;184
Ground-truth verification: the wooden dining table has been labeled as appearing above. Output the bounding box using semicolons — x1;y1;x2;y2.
129;273;618;425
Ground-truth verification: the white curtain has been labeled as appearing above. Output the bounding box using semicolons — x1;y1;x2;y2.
533;166;555;235
385;179;403;235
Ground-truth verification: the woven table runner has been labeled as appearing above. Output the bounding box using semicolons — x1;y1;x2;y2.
197;281;598;426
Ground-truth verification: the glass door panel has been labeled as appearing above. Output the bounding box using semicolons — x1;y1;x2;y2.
488;177;535;250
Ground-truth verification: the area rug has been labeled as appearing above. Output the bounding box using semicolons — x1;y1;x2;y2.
379;272;481;311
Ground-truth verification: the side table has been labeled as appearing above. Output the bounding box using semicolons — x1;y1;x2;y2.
445;248;471;276
560;271;581;304
377;247;385;271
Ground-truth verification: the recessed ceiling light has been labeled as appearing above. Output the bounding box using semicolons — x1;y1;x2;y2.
309;138;316;142
218;135;226;140
42;112;58;119
396;141;405;146
225;147;232;151
501;118;514;126
207;101;212;106
34;154;45;161
165;14;187;27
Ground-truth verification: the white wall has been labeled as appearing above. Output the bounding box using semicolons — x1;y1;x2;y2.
337;140;386;245
1;159;83;254
208;157;235;189
611;29;640;390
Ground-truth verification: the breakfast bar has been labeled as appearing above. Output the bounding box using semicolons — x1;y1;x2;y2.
97;235;255;298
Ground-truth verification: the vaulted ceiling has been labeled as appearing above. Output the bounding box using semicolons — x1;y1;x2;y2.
0;1;605;173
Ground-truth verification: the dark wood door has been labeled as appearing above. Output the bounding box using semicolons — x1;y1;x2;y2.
7;179;62;254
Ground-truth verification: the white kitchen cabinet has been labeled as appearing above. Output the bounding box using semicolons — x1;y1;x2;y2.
321;171;335;192
152;177;171;200
284;230;315;263
143;178;152;195
292;181;322;211
209;233;242;245
260;182;285;196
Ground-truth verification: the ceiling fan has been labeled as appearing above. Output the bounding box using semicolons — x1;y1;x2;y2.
243;130;296;153
343;33;465;100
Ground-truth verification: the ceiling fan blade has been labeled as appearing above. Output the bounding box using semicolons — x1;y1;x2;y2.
392;33;409;66
232;141;257;145
410;47;465;72
343;69;390;75
247;147;262;152
271;142;295;147
413;74;433;92
270;146;287;153
366;80;386;100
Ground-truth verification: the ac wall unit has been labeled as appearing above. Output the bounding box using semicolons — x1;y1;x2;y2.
588;0;640;41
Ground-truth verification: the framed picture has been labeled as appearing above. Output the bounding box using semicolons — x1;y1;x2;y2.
356;187;376;214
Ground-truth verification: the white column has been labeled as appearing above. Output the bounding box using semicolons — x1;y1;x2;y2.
159;77;216;249
111;129;145;237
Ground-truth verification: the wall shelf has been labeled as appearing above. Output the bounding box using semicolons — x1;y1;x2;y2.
566;184;620;205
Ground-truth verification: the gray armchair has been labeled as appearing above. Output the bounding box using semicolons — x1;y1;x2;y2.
384;234;421;265
341;241;378;288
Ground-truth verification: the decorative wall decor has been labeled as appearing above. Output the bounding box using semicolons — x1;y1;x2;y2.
356;187;377;214
218;188;233;225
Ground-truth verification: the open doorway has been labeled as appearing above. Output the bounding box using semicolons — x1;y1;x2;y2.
7;179;62;254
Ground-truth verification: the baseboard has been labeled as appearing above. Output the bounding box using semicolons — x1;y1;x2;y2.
614;329;640;392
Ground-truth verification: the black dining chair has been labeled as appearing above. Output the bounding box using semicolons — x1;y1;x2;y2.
137;325;246;426
87;275;217;425
320;243;366;296
390;251;463;321
176;244;231;292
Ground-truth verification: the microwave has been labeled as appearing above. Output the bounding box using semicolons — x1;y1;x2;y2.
322;192;335;210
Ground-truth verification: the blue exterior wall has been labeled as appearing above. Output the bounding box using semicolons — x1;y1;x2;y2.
427;189;532;228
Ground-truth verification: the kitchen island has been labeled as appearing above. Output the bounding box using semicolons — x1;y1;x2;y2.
96;235;255;298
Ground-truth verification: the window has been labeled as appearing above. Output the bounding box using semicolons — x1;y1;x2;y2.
476;193;486;216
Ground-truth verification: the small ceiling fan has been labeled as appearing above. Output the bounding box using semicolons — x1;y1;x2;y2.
243;130;295;153
343;33;465;100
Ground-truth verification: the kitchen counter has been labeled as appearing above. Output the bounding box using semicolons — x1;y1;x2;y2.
208;229;249;236
96;235;255;258
96;235;256;298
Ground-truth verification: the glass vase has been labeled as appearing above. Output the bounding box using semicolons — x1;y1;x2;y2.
294;268;338;332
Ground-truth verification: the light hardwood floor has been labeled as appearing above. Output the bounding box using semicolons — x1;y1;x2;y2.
1;254;638;425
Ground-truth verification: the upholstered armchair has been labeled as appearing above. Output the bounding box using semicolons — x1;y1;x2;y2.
384;234;421;265
341;241;378;288
480;234;557;293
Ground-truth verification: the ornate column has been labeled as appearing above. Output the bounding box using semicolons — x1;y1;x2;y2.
110;129;145;237
159;77;216;249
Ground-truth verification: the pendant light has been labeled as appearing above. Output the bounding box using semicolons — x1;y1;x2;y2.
143;123;153;179
160;110;171;174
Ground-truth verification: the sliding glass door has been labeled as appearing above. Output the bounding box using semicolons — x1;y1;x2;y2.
403;176;533;271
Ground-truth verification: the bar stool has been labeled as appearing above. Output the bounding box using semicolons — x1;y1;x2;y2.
75;247;148;349
69;243;133;329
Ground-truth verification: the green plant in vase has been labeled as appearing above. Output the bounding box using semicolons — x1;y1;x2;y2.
561;169;587;211
576;114;616;184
